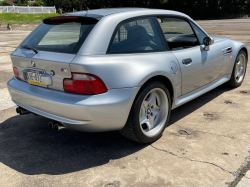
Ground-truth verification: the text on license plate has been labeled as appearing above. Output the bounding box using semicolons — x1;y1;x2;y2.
27;69;46;87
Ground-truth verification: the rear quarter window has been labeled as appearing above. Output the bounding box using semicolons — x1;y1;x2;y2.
21;19;96;54
108;17;167;54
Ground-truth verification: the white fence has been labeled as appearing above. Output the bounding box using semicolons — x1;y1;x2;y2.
0;6;56;13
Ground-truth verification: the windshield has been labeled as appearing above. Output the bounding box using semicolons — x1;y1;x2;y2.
20;20;96;54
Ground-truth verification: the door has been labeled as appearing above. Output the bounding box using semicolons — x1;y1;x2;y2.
156;17;223;95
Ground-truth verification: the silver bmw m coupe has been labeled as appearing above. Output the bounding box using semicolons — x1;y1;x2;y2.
8;8;248;143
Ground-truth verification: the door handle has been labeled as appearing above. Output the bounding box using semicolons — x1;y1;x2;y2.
182;58;192;65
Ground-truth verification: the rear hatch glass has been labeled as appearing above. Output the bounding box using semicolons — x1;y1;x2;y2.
11;17;97;91
20;17;97;54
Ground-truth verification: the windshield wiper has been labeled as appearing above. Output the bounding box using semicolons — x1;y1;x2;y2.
21;45;38;54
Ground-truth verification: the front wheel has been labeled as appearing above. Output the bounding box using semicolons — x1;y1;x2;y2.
120;81;171;143
228;50;247;87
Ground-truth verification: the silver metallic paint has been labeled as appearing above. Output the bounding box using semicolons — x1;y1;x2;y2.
7;8;248;132
11;50;74;91
172;44;223;95
8;77;140;132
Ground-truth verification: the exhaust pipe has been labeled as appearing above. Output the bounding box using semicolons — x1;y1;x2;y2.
48;122;55;130
54;123;66;132
16;107;31;115
48;121;66;131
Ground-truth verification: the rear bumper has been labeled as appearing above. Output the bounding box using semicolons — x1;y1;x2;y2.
7;77;140;132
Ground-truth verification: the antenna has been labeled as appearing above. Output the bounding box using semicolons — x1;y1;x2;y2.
82;0;89;11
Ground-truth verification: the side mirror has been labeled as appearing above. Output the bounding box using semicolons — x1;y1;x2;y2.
203;37;214;51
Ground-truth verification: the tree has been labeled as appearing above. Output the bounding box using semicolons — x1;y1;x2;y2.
0;0;13;6
30;0;45;6
14;0;29;6
15;0;250;19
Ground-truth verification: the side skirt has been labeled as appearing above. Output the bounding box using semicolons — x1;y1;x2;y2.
172;74;231;110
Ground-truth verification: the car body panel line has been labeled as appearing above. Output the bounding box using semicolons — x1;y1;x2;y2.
172;74;231;109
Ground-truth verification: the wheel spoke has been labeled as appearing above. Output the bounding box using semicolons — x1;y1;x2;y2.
152;113;160;129
148;116;154;130
154;105;160;111
143;99;150;108
239;68;243;77
148;92;157;106
140;105;146;120
152;110;160;117
235;70;239;80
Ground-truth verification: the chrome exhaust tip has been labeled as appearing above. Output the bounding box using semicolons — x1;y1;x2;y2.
48;122;66;131
54;123;66;132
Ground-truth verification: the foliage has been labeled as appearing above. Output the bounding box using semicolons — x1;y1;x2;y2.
14;0;29;6
41;0;250;19
0;0;12;6
0;0;250;19
0;13;58;24
30;0;45;6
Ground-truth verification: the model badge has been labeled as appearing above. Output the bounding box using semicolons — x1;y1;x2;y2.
31;61;35;67
61;68;68;73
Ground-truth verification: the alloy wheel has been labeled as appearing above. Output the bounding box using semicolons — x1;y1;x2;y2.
235;54;246;83
139;88;169;137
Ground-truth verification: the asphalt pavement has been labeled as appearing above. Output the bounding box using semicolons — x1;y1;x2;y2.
0;19;250;187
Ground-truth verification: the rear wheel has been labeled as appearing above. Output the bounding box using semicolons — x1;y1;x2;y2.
120;81;171;143
228;50;247;87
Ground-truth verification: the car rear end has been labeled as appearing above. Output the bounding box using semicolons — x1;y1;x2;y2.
7;15;138;132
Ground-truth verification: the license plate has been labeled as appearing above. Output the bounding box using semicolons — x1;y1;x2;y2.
27;69;46;87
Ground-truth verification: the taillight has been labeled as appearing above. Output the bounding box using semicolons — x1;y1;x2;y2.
63;73;107;95
13;67;20;80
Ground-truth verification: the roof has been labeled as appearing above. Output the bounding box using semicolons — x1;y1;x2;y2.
67;8;188;20
67;8;148;19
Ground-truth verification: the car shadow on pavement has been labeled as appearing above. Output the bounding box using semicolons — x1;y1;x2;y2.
169;83;234;125
0;84;234;175
0;114;146;175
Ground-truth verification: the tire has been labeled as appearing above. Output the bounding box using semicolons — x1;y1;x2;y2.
120;81;171;143
228;50;248;87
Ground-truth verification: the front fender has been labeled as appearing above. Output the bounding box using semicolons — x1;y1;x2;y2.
216;38;248;75
230;41;248;74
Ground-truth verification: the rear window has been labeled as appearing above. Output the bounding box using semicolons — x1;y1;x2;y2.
20;19;96;54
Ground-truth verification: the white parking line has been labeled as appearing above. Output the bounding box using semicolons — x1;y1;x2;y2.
0;54;11;63
0;88;15;111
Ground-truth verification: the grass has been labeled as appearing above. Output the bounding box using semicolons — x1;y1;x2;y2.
0;13;59;25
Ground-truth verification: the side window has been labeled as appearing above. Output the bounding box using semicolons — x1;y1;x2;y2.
108;17;167;54
157;17;200;51
190;22;207;44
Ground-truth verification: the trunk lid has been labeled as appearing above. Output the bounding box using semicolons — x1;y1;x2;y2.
11;50;74;91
